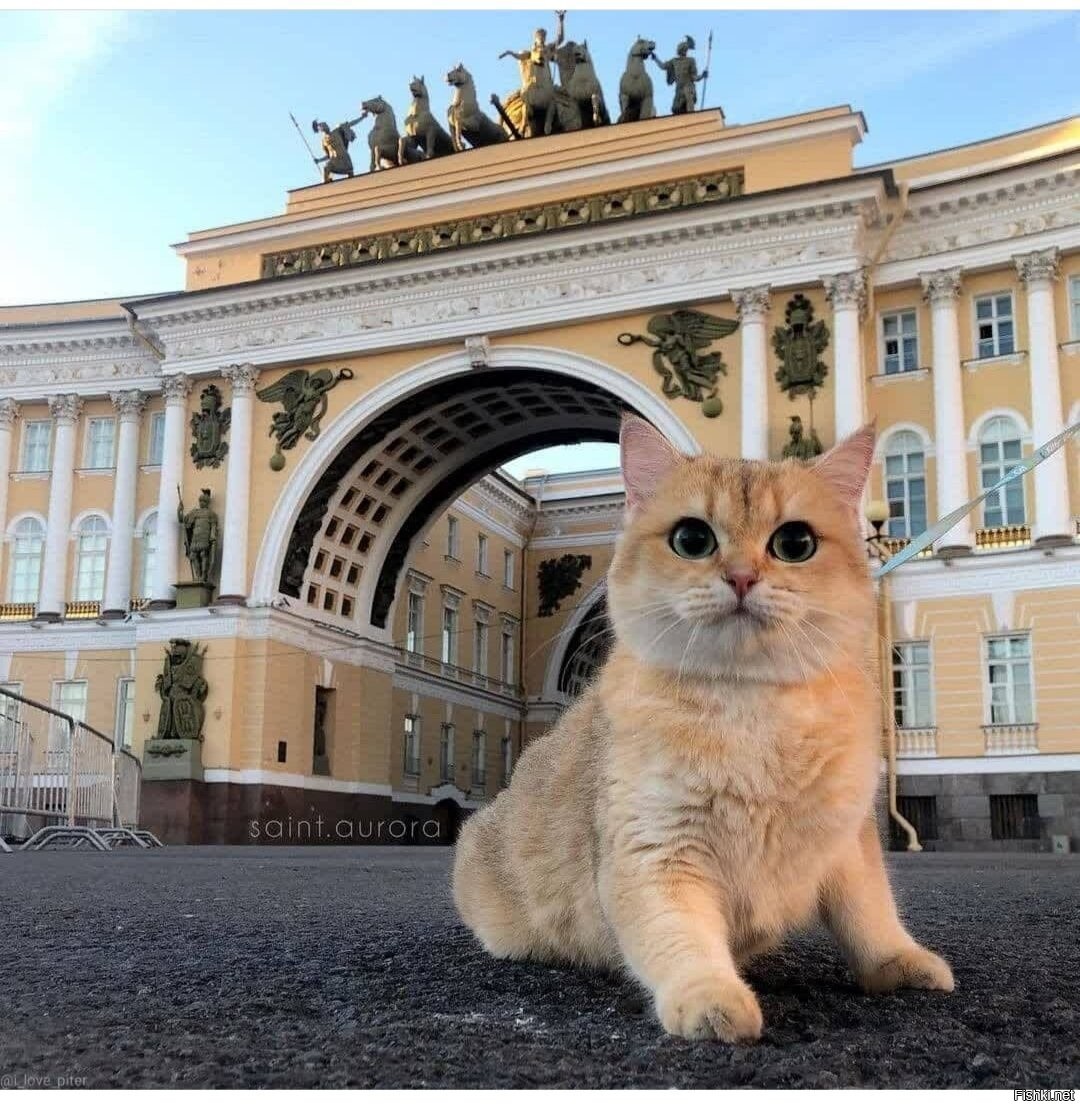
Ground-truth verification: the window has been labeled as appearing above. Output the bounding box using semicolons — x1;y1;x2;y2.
892;642;933;728
1070;275;1080;340
0;683;23;749
979;416;1025;527
115;678;136;749
990;794;1040;840
74;515;109;602
476;533;488;575
472;730;486;787
84;417;115;469
891;795;938;849
503;548;515;589
986;634;1033;725
446;515;459;559
403;715;420;776
439;723;455;783
473;621;488;676
883;431;927;539
21;421;51;473
51;680;88;750
406;592;423;654
441;605;458;665
974;293;1015;358
881;310;919;374
147;411;166;465
501;628;515;685
501;734;514;784
139;512;158;600
8;517;45;604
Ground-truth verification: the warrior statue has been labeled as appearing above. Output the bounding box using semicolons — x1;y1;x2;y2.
651;36;708;115
499;10;566;137
781;415;823;461
312;118;359;183
154;638;209;743
177;488;219;586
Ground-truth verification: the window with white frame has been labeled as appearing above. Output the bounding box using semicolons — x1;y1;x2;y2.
503;548;515;589
403;714;420;775
51;680;88;749
473;620;489;676
441;604;458;665
476;533;488;575
986;634;1034;725
501;733;514;784
20;421;51;473
147;411;166;465
446;515;459;559
406;591;424;654
501;626;515;684
1070;275;1080;340
0;682;23;748
472;729;486;787
9;517;45;604
84;417;115;469
892;642;933;729
883;431;927;539
115;678;136;749
439;722;455;782
74;515;109;602
881;310;919;374
979;416;1025;527
974;293;1015;358
139;512;158;600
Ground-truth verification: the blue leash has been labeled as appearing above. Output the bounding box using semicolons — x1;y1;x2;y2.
872;418;1080;579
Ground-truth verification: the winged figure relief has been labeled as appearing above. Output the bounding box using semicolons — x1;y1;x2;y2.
256;366;355;470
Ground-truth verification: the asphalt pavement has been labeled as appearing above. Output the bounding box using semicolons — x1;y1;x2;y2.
1;846;1077;1089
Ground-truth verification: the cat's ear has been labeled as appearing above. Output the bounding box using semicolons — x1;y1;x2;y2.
811;423;876;510
620;414;683;511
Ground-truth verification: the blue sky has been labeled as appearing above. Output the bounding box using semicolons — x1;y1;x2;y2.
1;8;1076;476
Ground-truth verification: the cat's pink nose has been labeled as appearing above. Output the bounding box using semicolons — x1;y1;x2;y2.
725;569;759;601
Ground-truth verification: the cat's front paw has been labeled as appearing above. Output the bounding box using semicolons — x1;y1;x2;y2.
655;975;763;1043
859;944;954;995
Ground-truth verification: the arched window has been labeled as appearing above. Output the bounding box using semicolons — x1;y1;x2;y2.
883;431;927;539
74;515;109;602
979;417;1025;527
140;512;158;600
9;518;45;604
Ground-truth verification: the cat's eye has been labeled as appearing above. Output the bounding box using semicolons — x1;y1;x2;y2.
768;521;817;563
669;518;717;560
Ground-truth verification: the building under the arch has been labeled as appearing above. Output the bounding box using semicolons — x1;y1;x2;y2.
0;107;1078;849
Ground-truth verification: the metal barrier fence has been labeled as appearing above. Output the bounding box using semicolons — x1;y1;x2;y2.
0;687;161;852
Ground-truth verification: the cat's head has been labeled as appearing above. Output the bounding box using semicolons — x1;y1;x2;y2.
607;415;876;684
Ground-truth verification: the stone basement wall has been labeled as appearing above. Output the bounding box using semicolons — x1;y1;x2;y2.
896;772;1080;853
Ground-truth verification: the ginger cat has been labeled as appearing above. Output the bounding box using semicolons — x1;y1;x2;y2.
453;416;953;1043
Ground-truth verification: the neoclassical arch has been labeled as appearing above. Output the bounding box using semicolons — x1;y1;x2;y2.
69;508;112;537
251;345;698;637
874;422;934;460
967;407;1031;449
5;510;47;540
540;576;610;702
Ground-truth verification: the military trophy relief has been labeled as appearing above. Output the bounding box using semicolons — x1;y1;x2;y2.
618;309;739;418
289;12;718;175
256;366;355;471
175;488;220;608
772;293;830;460
144;638;210;780
190;384;230;468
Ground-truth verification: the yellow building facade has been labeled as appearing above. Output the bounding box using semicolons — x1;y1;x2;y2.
0;107;1078;848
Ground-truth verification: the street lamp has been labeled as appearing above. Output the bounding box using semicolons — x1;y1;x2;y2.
865;501;922;852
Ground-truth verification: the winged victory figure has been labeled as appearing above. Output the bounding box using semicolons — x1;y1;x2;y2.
256;366;355;470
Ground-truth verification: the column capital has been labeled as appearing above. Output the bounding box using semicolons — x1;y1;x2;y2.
48;393;83;424
731;285;771;323
109;388;147;421
822;269;867;316
223;362;260;395
920;267;962;305
0;399;20;428
1014;248;1060;287
161;373;193;404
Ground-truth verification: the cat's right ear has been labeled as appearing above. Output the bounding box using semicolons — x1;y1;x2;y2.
620;414;683;511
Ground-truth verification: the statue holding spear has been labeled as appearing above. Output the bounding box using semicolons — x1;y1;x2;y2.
650;33;710;115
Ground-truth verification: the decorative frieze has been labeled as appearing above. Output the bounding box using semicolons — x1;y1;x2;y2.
1014;248;1060;287
260;169;746;281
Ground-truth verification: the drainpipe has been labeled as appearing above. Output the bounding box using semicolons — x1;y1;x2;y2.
519;472;547;754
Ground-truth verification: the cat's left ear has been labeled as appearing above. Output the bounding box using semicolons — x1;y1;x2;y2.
811;423;876;510
620;414;684;511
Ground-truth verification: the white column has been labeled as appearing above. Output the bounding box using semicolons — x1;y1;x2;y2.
823;269;868;440
920;268;973;552
151;374;192;607
1016;249;1071;544
38;394;83;619
733;286;771;460
0;400;19;553
218;363;259;604
102;390;146;618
